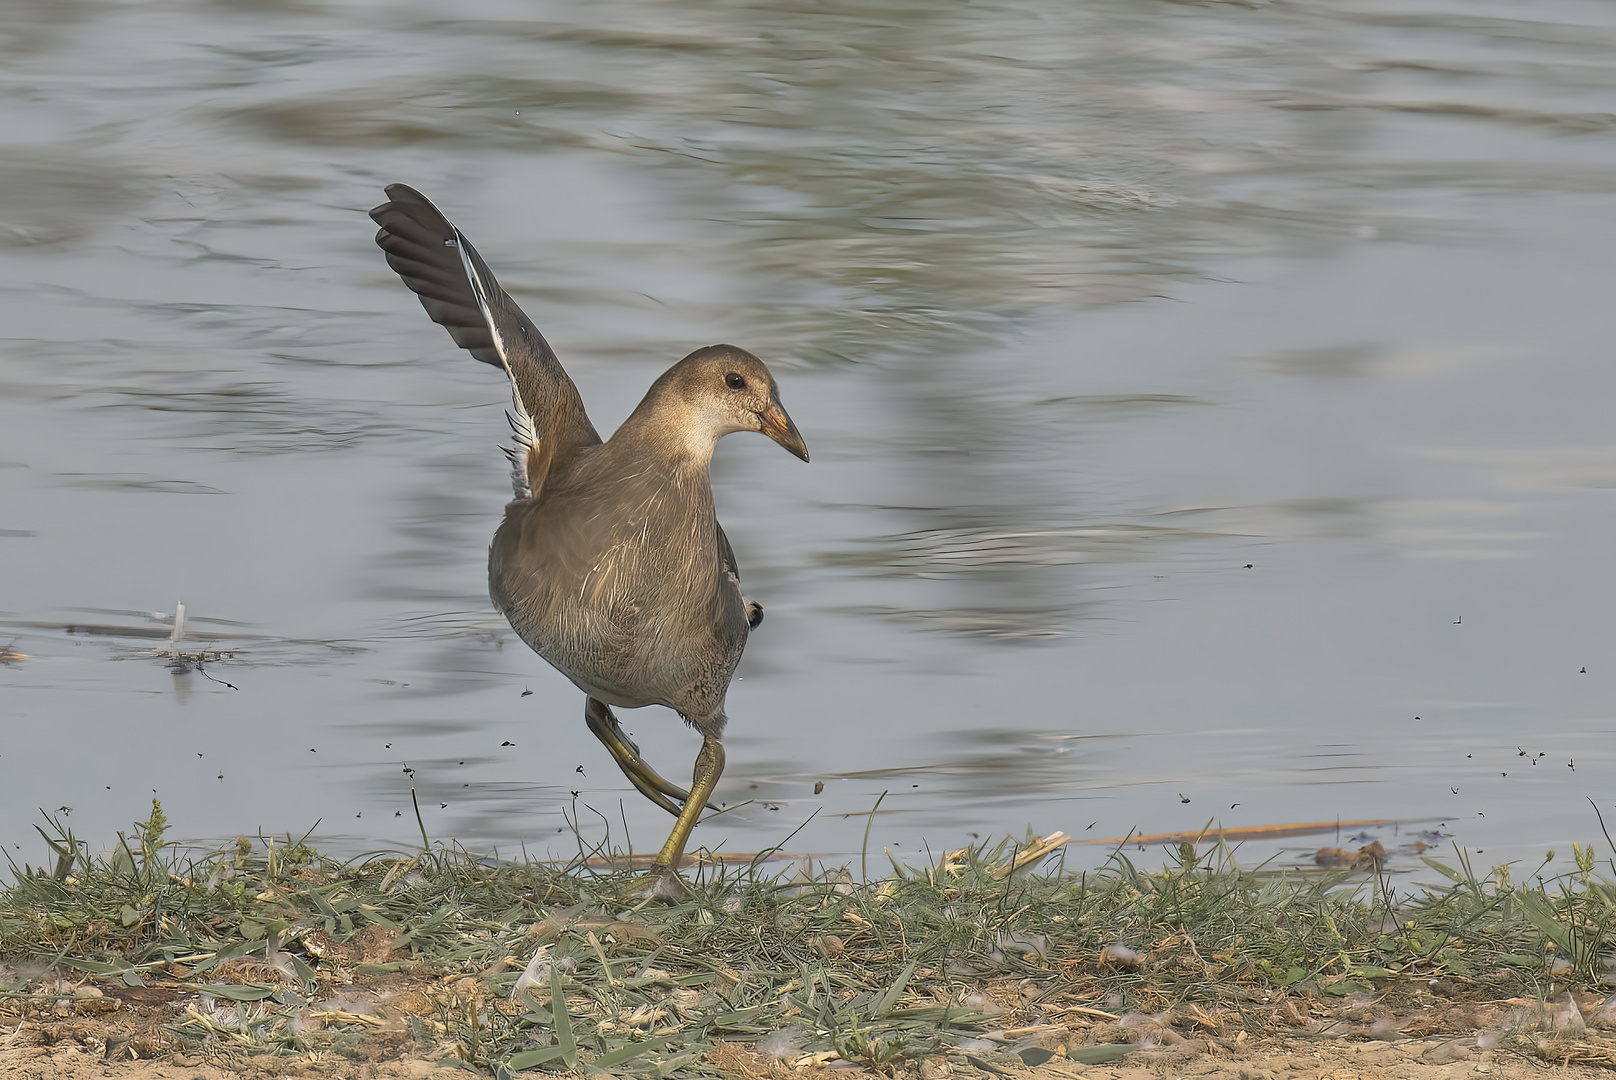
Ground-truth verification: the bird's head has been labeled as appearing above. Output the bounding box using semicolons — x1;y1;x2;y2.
657;344;809;462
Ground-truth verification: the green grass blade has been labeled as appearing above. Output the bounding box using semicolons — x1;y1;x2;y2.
594;1039;669;1068
505;1046;568;1071
1420;857;1464;883
871;958;917;1018
202;983;279;1001
550;959;577;1069
1517;891;1576;956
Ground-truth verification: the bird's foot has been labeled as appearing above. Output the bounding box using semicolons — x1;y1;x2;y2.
621;866;693;904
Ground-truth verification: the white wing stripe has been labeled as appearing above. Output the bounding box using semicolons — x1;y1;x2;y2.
453;229;538;501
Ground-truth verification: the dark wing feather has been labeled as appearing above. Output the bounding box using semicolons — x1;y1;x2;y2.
716;523;740;582
717;522;764;629
370;184;603;467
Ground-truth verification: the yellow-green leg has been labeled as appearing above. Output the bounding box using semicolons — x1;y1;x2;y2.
584;698;690;816
625;735;725;902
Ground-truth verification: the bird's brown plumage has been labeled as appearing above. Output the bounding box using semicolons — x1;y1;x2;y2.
369;184;806;761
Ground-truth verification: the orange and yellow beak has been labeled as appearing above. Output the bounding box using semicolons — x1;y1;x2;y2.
758;400;809;462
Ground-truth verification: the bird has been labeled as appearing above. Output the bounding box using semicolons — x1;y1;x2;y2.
369;184;807;898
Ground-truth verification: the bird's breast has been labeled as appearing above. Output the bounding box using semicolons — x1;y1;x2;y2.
487;492;747;709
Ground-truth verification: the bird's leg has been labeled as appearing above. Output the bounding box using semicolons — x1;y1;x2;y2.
654;736;724;870
625;735;725;902
584;697;690;817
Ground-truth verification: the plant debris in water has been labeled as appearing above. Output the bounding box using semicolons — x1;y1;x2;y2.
8;806;1616;1075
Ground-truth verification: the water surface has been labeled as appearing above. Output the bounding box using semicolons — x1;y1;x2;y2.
4;0;1616;877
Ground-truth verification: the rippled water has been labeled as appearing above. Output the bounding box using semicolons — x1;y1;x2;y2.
5;0;1616;876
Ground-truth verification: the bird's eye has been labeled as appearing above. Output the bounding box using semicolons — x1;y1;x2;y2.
725;373;746;390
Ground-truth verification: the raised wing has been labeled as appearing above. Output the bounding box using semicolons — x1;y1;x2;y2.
370;184;601;498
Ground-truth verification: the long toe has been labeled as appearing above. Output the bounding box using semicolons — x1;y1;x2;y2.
622;867;694;904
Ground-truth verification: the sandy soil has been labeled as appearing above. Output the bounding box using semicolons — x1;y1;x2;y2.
1;1037;1611;1080
4;1021;1614;1080
6;958;1615;1080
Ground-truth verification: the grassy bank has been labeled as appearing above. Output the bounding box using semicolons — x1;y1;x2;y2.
3;803;1616;1075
